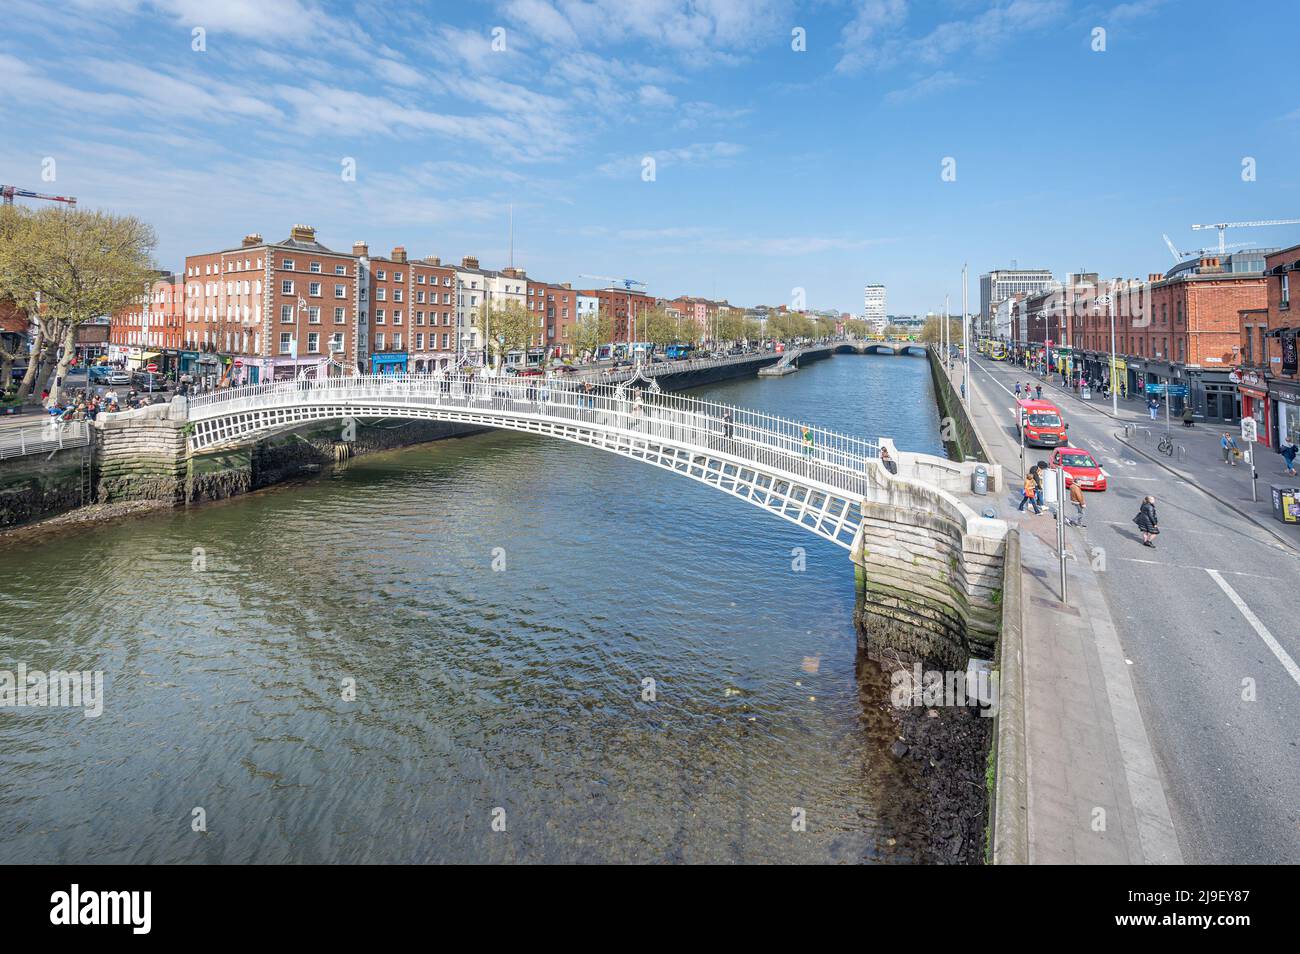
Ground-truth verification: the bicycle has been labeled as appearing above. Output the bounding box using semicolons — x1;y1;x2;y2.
1157;433;1175;456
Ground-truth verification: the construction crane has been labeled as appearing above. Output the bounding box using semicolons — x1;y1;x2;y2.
1190;218;1300;255
1162;233;1249;263
1;184;78;207
578;273;646;291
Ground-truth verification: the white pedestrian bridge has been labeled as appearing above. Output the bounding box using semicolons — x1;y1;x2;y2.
182;371;1007;662
188;372;880;549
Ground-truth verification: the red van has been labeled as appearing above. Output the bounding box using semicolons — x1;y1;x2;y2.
1016;399;1068;448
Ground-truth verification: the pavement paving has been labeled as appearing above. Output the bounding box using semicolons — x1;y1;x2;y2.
959;354;1300;864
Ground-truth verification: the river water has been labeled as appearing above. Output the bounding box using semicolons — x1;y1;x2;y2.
0;353;949;864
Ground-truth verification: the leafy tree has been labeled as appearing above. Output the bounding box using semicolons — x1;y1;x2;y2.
478;300;533;371
0;206;156;404
570;310;612;358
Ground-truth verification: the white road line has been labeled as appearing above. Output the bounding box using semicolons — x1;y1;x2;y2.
1206;568;1300;689
1116;557;1281;579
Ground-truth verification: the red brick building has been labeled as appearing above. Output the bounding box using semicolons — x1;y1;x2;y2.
109;272;184;371
184;225;360;384
526;279;577;357
579;286;655;344
355;244;458;373
1066;259;1267;421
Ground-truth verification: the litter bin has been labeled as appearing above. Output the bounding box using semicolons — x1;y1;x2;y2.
972;464;988;496
1270;485;1300;524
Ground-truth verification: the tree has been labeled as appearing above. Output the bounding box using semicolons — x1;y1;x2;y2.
570;310;612;358
477;300;533;371
0;206;156;404
715;307;746;344
919;315;962;346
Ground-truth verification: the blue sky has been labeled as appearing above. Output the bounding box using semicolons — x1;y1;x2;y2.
2;0;1298;314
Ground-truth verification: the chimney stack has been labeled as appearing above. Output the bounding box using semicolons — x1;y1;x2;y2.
461;255;479;270
1148;273;1163;283
241;233;262;248
391;246;408;264
352;241;369;258
290;224;316;243
423;255;441;266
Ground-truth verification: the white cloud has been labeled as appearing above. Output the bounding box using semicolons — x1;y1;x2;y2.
597;141;745;177
884;71;967;105
638;85;678;108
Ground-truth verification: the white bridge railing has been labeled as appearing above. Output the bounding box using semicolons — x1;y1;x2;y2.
188;372;881;495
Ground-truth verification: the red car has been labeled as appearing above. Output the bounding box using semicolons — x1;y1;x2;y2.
1051;446;1108;491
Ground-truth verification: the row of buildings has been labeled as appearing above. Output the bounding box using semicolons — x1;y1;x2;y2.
105;224;781;385
979;248;1300;450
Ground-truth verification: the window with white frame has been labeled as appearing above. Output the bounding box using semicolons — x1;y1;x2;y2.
282;279;294;294
334;307;346;323
307;332;320;353
309;282;321;297
279;332;292;354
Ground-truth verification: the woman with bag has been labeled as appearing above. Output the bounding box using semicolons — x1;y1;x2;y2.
1134;496;1159;548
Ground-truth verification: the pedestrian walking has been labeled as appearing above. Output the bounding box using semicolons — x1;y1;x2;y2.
1017;470;1041;513
1032;461;1046;511
1281;440;1299;477
1068;479;1087;527
801;425;814;456
1034;384;1043;400
1014;382;1021;398
1221;431;1239;466
1181;404;1195;428
1147;397;1159;420
1134;495;1159;548
722;409;733;439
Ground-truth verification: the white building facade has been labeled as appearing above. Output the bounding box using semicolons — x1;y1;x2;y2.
863;283;887;332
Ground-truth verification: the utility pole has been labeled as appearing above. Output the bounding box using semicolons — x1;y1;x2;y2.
943;294;950;369
1056;463;1068;601
962;264;970;407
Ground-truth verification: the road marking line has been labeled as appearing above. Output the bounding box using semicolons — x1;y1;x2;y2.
1206;568;1300;689
1115;557;1281;579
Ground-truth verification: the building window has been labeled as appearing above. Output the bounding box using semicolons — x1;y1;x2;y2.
308;307;320;324
335;284;346;298
375;332;385;350
334;307;346;323
330;333;343;353
1282;274;1291;309
307;332;320;353
280;304;293;323
376;269;386;281
375;288;386;301
335;264;346;276
279;332;292;354
282;279;294;294
393;310;403;325
375;309;385;324
310;262;321;273
282;259;294;270
309;282;321;297
393;334;402;351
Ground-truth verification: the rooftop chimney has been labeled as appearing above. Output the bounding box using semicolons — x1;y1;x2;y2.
241;233;262;248
352;241;369;258
391;246;408;264
1148;273;1163;283
423;255;441;266
461;255;479;270
290;224;316;243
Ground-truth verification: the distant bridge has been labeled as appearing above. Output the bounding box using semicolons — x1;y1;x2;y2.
836;339;928;356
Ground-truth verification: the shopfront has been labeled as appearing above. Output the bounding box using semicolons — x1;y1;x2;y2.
1236;372;1271;448
370;352;408;376
1271;380;1300;450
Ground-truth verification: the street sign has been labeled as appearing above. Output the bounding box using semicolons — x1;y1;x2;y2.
1145;382;1188;396
234;359;243;367
145;363;158;373
1241;417;1258;443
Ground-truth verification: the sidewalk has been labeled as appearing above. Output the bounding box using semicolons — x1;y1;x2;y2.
1013;366;1299;552
944;358;1183;864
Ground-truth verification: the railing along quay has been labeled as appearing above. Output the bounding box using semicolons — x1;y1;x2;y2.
0;419;92;461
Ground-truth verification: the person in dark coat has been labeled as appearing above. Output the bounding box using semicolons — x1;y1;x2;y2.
1134;495;1159;548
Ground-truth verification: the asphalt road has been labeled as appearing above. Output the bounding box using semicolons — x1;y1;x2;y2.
968;356;1300;864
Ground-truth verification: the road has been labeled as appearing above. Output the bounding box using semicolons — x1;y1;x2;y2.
967;355;1300;864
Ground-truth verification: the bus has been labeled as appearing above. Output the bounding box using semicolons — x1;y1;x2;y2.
664;343;695;360
990;342;1007;361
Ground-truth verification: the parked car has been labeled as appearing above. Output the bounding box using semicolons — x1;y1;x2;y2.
90;366;130;385
1051;446;1108;491
132;369;165;391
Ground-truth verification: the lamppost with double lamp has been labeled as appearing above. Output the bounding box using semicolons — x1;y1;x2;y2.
1096;292;1118;415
